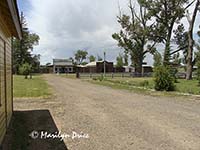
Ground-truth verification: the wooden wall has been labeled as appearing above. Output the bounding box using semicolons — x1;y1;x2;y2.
0;17;13;145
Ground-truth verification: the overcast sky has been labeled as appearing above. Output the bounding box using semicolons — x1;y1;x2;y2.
17;0;200;65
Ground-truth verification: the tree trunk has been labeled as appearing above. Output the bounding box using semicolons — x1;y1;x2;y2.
135;57;143;77
186;33;194;80
163;40;171;66
30;73;32;79
186;0;199;80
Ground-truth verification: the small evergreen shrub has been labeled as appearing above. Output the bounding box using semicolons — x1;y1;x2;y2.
154;66;175;91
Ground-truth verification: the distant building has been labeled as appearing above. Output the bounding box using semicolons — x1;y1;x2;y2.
53;59;74;73
142;65;153;74
77;61;114;73
123;66;135;73
40;65;53;73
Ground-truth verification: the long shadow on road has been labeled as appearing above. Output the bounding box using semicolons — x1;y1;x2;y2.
2;110;68;150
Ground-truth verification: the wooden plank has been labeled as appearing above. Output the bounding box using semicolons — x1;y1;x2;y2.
0;122;6;144
0;16;13;145
3;41;7;129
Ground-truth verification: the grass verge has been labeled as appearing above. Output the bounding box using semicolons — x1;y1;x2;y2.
14;75;51;98
88;77;200;97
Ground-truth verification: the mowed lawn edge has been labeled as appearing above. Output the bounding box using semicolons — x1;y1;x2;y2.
57;74;200;96
88;77;200;97
13;75;52;98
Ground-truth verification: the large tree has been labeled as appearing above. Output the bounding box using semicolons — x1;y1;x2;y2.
74;50;88;65
185;0;200;80
88;55;96;62
116;53;124;67
112;0;156;75
172;0;200;80
13;13;40;74
141;0;190;65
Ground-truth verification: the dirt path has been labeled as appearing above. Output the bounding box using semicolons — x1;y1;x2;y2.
14;74;200;150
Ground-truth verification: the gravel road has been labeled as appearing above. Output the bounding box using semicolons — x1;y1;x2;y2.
14;74;200;150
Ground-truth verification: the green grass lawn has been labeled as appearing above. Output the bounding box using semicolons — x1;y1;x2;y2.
175;79;200;94
14;75;51;98
90;77;200;95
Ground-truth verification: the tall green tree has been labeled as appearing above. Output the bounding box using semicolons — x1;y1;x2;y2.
173;0;200;80
74;50;88;65
153;52;162;67
13;12;40;74
116;53;129;67
19;63;32;79
123;52;129;66
116;53;124;67
88;55;96;62
30;54;40;73
173;24;188;63
97;55;103;61
112;0;156;75
141;0;190;65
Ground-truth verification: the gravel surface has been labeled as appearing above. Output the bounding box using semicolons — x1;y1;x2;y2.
14;74;200;150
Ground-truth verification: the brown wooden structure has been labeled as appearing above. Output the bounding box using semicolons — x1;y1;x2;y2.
0;0;21;145
78;61;114;73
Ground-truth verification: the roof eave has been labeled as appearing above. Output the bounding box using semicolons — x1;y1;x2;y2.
6;0;22;39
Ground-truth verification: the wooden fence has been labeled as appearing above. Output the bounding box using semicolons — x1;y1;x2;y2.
79;72;153;78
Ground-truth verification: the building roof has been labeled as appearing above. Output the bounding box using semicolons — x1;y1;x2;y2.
53;59;73;66
78;61;109;68
0;0;22;39
123;66;134;69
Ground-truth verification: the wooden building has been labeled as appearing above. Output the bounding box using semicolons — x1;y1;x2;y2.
77;61;114;73
40;65;53;74
0;0;21;145
53;59;74;73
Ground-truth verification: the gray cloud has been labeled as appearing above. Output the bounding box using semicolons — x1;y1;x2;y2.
25;0;132;64
24;0;200;65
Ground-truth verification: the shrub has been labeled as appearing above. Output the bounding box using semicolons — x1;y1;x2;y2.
170;68;178;83
154;66;175;91
19;63;32;79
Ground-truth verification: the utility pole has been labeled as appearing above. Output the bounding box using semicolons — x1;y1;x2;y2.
103;51;106;78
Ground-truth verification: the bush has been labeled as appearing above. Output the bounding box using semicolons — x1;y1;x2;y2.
154;66;175;91
19;63;32;79
170;68;178;83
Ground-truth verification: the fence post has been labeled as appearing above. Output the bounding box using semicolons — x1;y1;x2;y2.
76;72;80;78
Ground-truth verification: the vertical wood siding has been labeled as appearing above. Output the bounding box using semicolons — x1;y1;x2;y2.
0;28;12;145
